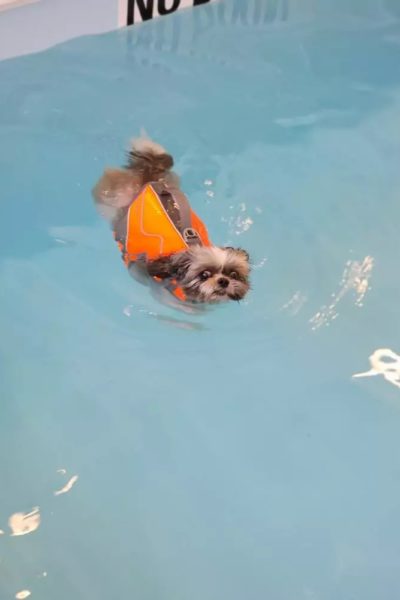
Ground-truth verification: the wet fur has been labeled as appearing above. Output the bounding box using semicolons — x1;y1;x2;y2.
148;247;250;303
93;138;251;304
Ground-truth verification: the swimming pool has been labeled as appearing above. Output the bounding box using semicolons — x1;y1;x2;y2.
1;0;400;598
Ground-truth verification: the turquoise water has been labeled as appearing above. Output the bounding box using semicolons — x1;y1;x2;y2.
1;0;400;598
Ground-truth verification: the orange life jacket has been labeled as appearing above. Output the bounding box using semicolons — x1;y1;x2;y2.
114;182;211;302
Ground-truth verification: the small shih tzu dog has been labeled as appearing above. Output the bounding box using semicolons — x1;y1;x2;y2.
93;138;250;306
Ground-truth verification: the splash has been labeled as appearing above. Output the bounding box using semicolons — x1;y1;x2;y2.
222;202;254;236
310;256;374;330
353;349;400;389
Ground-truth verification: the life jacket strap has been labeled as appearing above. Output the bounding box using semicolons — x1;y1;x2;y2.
163;278;187;302
151;182;202;248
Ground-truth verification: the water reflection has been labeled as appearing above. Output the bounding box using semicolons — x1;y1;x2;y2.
281;290;307;316
54;474;79;497
15;591;31;600
8;507;41;537
353;348;400;389
123;304;207;330
310;256;374;330
253;257;268;270
2;469;79;596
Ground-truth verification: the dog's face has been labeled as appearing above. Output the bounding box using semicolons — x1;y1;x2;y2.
172;246;250;303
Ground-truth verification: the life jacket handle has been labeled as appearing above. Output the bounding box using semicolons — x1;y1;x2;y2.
151;182;202;248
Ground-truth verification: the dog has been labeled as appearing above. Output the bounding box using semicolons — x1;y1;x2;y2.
93;138;250;306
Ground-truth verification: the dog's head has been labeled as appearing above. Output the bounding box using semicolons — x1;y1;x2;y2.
171;246;250;303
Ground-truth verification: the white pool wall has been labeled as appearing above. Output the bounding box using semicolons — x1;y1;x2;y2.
0;0;218;62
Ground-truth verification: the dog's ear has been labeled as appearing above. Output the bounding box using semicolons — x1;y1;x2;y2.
147;256;175;279
224;247;250;262
171;251;192;280
237;248;250;262
147;252;191;280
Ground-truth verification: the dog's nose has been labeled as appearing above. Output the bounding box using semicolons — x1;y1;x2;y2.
218;277;229;289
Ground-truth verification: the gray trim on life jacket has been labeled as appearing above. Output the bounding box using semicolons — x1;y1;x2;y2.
112;182;203;266
150;182;202;247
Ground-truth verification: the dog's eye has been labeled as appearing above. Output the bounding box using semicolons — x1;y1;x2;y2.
230;271;239;280
200;270;212;280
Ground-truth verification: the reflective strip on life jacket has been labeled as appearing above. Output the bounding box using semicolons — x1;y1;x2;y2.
119;183;210;265
113;182;211;302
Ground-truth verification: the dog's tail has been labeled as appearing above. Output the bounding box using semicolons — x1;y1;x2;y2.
126;137;174;184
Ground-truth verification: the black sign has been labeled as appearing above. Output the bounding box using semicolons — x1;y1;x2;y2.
127;0;212;26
